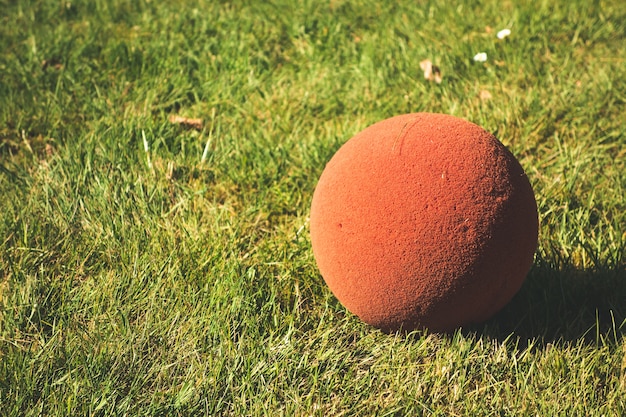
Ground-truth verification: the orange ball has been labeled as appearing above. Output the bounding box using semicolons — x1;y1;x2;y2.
310;113;538;332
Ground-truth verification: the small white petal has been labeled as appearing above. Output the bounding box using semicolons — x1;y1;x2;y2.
497;28;511;39
473;52;488;62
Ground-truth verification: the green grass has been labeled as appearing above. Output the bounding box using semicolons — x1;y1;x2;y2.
1;0;626;415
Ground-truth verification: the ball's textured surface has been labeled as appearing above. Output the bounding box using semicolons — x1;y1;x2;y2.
310;113;538;332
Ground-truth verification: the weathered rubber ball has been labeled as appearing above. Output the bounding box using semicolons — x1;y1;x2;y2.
310;113;538;332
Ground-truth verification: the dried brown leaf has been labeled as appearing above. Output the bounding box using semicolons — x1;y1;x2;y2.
41;59;63;70
168;115;203;130
419;59;442;84
479;90;492;100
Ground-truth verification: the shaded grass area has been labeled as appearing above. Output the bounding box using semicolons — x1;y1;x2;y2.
1;0;626;415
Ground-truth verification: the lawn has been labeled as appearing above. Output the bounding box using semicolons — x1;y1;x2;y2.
1;0;625;415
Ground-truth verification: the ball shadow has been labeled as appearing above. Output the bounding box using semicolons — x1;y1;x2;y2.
469;257;626;347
